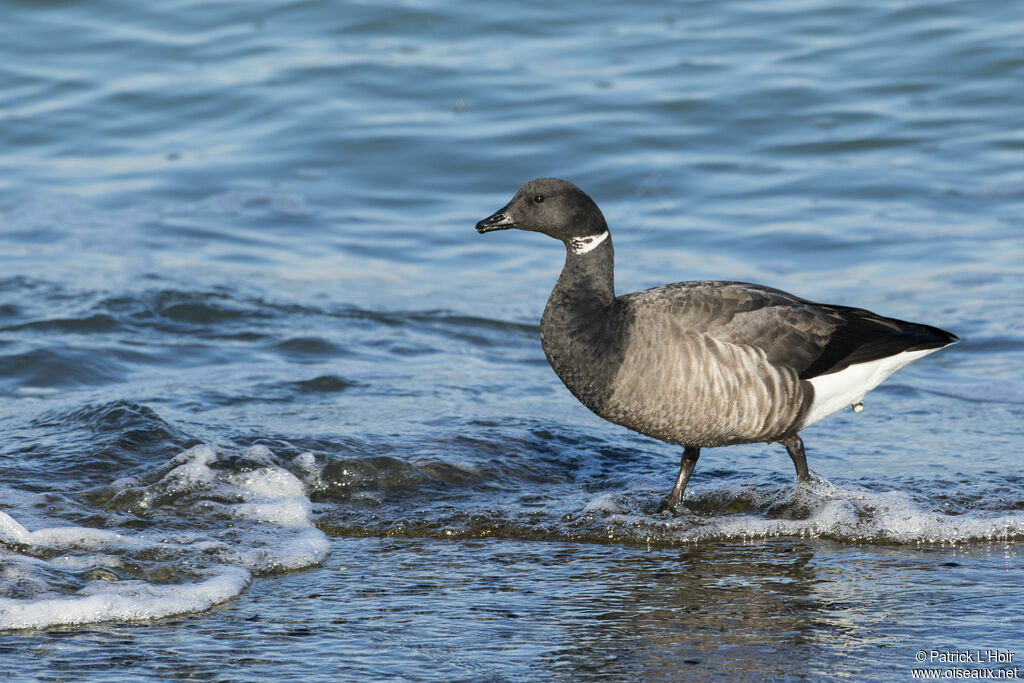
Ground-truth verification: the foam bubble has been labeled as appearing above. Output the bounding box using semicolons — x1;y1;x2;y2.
29;526;159;551
233;497;314;527
583;493;622;514
231;527;331;572
0;512;31;545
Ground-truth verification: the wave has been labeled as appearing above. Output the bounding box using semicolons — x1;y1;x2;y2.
0;444;328;631
315;469;1024;547
2;430;1020;632
582;478;1024;545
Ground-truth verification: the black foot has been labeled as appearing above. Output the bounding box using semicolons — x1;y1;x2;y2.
657;496;682;515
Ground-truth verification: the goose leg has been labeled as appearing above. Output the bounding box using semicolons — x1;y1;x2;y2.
780;434;811;482
658;446;701;513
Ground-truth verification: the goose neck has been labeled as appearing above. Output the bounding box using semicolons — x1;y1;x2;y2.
550;235;616;311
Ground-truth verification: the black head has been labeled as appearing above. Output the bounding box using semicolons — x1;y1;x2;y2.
475;178;608;244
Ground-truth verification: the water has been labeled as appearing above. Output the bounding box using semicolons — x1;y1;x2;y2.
1;0;1023;679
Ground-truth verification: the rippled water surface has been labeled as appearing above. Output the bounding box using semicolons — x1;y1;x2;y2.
2;1;1023;680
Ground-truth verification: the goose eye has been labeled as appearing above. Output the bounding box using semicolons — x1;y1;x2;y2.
533;195;544;204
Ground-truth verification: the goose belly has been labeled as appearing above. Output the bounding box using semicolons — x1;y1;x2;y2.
598;335;807;447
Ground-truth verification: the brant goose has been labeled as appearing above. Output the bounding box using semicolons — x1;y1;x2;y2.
476;178;957;512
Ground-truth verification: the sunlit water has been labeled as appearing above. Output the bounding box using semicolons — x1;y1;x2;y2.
2;1;1022;680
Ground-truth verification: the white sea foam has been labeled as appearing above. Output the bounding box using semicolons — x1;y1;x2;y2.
0;444;329;631
0;568;251;631
0;512;31;545
591;477;1024;545
583;493;624;514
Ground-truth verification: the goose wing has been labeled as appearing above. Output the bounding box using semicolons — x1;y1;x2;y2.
617;281;957;380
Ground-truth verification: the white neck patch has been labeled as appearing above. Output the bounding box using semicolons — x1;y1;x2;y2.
568;231;609;255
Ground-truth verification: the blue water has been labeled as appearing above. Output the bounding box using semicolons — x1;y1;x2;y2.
2;1;1023;679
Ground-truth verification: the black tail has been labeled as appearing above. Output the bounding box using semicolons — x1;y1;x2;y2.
799;305;957;380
